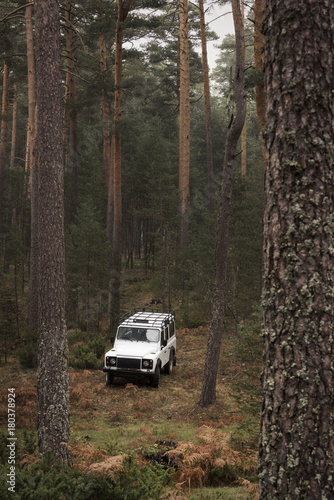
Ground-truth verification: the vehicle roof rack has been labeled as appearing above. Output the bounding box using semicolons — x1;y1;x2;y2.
118;307;175;329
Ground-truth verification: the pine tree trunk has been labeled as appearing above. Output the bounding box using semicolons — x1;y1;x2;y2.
25;3;37;178
100;32;110;186
110;0;132;333
199;0;246;408
7;81;18;230
106;144;114;240
241;121;246;176
34;0;71;465
259;1;334;497
179;0;190;248
199;0;214;214
10;81;18;170
26;2;39;330
0;57;10;231
240;0;246;176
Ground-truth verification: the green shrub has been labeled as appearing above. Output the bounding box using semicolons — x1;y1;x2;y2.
234;308;263;363
67;329;84;347
0;453;173;500
69;344;101;370
22;430;37;455
0;432;9;465
17;328;38;369
69;333;106;370
180;310;204;329
88;334;106;359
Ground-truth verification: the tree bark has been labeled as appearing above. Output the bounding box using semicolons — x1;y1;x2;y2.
0;56;10;231
100;32;111;187
25;3;37;178
199;0;214;213
259;1;334;497
179;0;190;248
34;0;71;465
110;0;132;333
26;2;39;330
241;120;246;175
199;0;246;408
10;81;18;170
240;0;246;177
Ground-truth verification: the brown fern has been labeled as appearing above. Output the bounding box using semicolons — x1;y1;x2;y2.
164;425;258;491
88;455;125;479
237;477;260;499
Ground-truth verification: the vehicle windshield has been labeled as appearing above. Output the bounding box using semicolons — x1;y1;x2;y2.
117;327;160;343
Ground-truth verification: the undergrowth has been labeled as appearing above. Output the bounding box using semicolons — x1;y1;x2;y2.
0;426;259;499
0;447;173;500
0;300;261;499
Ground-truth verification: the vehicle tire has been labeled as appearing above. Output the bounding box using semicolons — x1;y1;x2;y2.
165;351;174;375
105;372;114;386
150;363;161;388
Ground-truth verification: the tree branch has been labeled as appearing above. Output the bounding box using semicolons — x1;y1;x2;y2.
0;2;33;22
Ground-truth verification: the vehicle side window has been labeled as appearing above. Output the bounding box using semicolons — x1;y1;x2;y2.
161;327;168;344
169;322;175;338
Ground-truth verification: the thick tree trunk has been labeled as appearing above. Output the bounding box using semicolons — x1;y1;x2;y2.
199;0;246;407
199;0;214;214
179;0;190;248
110;0;132;333
34;0;71;465
259;1;334;498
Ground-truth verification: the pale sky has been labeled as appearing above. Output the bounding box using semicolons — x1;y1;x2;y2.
205;3;235;70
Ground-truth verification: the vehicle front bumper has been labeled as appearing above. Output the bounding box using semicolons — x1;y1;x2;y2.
103;367;154;377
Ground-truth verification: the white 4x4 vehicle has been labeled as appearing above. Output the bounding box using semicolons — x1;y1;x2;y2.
103;308;176;388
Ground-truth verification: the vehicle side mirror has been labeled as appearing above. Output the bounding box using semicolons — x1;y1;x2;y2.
163;339;167;347
110;336;115;344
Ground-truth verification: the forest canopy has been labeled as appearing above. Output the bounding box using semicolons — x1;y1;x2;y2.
0;0;264;337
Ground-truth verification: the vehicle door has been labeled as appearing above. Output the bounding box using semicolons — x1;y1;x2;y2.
168;321;176;350
160;327;169;367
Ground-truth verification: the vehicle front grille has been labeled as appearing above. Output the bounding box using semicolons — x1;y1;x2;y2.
117;358;141;370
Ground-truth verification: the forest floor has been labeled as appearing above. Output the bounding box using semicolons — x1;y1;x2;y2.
0;273;262;499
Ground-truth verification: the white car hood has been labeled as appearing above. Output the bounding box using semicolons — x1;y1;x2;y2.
106;340;158;358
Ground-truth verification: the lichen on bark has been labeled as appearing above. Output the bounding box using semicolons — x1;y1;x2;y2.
259;0;334;498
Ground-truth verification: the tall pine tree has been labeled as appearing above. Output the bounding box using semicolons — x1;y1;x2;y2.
35;0;71;464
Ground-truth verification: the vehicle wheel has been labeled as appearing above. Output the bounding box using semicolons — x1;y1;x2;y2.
105;372;114;386
151;363;161;388
165;351;174;375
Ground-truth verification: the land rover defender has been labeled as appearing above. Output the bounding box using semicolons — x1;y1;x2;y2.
103;308;176;388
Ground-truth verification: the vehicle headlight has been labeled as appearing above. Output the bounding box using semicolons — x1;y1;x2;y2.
142;359;153;369
106;357;117;366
